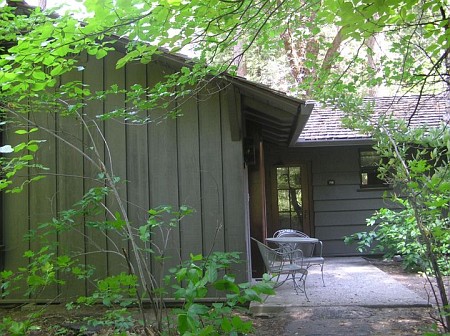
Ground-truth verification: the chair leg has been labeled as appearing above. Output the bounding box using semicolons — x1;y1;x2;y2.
306;264;326;287
291;271;309;301
273;273;288;288
320;264;325;287
302;276;309;302
290;273;299;295
271;272;309;301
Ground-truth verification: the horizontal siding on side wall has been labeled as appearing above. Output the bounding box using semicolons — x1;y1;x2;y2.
310;146;387;256
265;145;391;257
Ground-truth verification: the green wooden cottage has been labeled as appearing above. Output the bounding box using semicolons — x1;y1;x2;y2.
0;40;312;300
1;3;449;301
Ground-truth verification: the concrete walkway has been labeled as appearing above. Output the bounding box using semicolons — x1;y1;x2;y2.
250;257;431;314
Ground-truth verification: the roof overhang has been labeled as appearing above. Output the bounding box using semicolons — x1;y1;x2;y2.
3;2;309;145
227;76;308;146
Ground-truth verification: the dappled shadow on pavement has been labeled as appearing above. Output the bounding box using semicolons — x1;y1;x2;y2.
249;257;435;335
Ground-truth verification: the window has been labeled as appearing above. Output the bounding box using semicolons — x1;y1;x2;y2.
276;166;303;230
359;150;388;188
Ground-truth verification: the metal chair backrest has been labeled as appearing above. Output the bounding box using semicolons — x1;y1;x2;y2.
251;237;283;273
273;229;309;238
274;229;314;256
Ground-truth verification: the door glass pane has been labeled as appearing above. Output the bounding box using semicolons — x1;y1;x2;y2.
277;167;289;189
277;190;290;211
289;167;301;188
291;212;300;227
276;166;303;231
279;213;291;227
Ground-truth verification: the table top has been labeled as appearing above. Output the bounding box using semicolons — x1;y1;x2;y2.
266;237;319;243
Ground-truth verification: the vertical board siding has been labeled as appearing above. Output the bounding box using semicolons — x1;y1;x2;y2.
29;101;58;299
83;55;108;293
2;53;248;301
104;52;128;276
125;61;151;277
177;97;203;260
146;62;181;280
2;122;30;300
198;91;225;255
57;69;86;300
220;91;247;281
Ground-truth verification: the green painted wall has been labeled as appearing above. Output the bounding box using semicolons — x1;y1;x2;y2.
1;51;247;301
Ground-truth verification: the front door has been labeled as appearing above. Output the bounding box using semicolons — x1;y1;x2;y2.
269;164;313;236
249;159;313;278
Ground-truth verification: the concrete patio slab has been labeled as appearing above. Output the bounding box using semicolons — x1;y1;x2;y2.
250;257;431;314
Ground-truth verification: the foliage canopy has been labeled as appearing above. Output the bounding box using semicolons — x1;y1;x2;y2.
0;0;448;104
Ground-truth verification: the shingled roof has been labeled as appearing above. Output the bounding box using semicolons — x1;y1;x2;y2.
295;94;450;147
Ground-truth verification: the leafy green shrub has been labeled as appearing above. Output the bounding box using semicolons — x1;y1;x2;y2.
345;206;450;275
66;273;141;333
345;207;425;271
0;314;41;336
167;252;274;335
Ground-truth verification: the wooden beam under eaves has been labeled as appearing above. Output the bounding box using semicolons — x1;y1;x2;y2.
242;96;295;123
223;86;242;141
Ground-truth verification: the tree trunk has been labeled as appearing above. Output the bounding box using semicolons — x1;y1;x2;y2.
233;40;247;77
365;35;378;97
281;16;345;97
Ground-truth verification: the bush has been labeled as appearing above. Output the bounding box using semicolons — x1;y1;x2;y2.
167;252;274;335
345;207;450;274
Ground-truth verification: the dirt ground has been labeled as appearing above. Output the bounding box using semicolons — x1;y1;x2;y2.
249;257;444;336
0;258;446;335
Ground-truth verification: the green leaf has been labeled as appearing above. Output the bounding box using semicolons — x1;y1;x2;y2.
50;65;63;77
32;71;46;80
26;144;39;152
177;314;191;334
214;279;240;294
187;303;210;316
23;250;34;258
95;48;108;59
20;154;34;161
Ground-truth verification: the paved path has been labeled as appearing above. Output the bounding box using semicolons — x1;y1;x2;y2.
250;257;431;314
249;257;434;335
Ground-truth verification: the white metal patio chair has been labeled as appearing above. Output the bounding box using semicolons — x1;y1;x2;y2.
273;229;325;286
251;237;309;300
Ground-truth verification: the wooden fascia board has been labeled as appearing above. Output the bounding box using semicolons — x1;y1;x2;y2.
289;103;313;147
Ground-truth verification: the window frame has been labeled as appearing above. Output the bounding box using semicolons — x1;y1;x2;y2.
358;149;390;190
